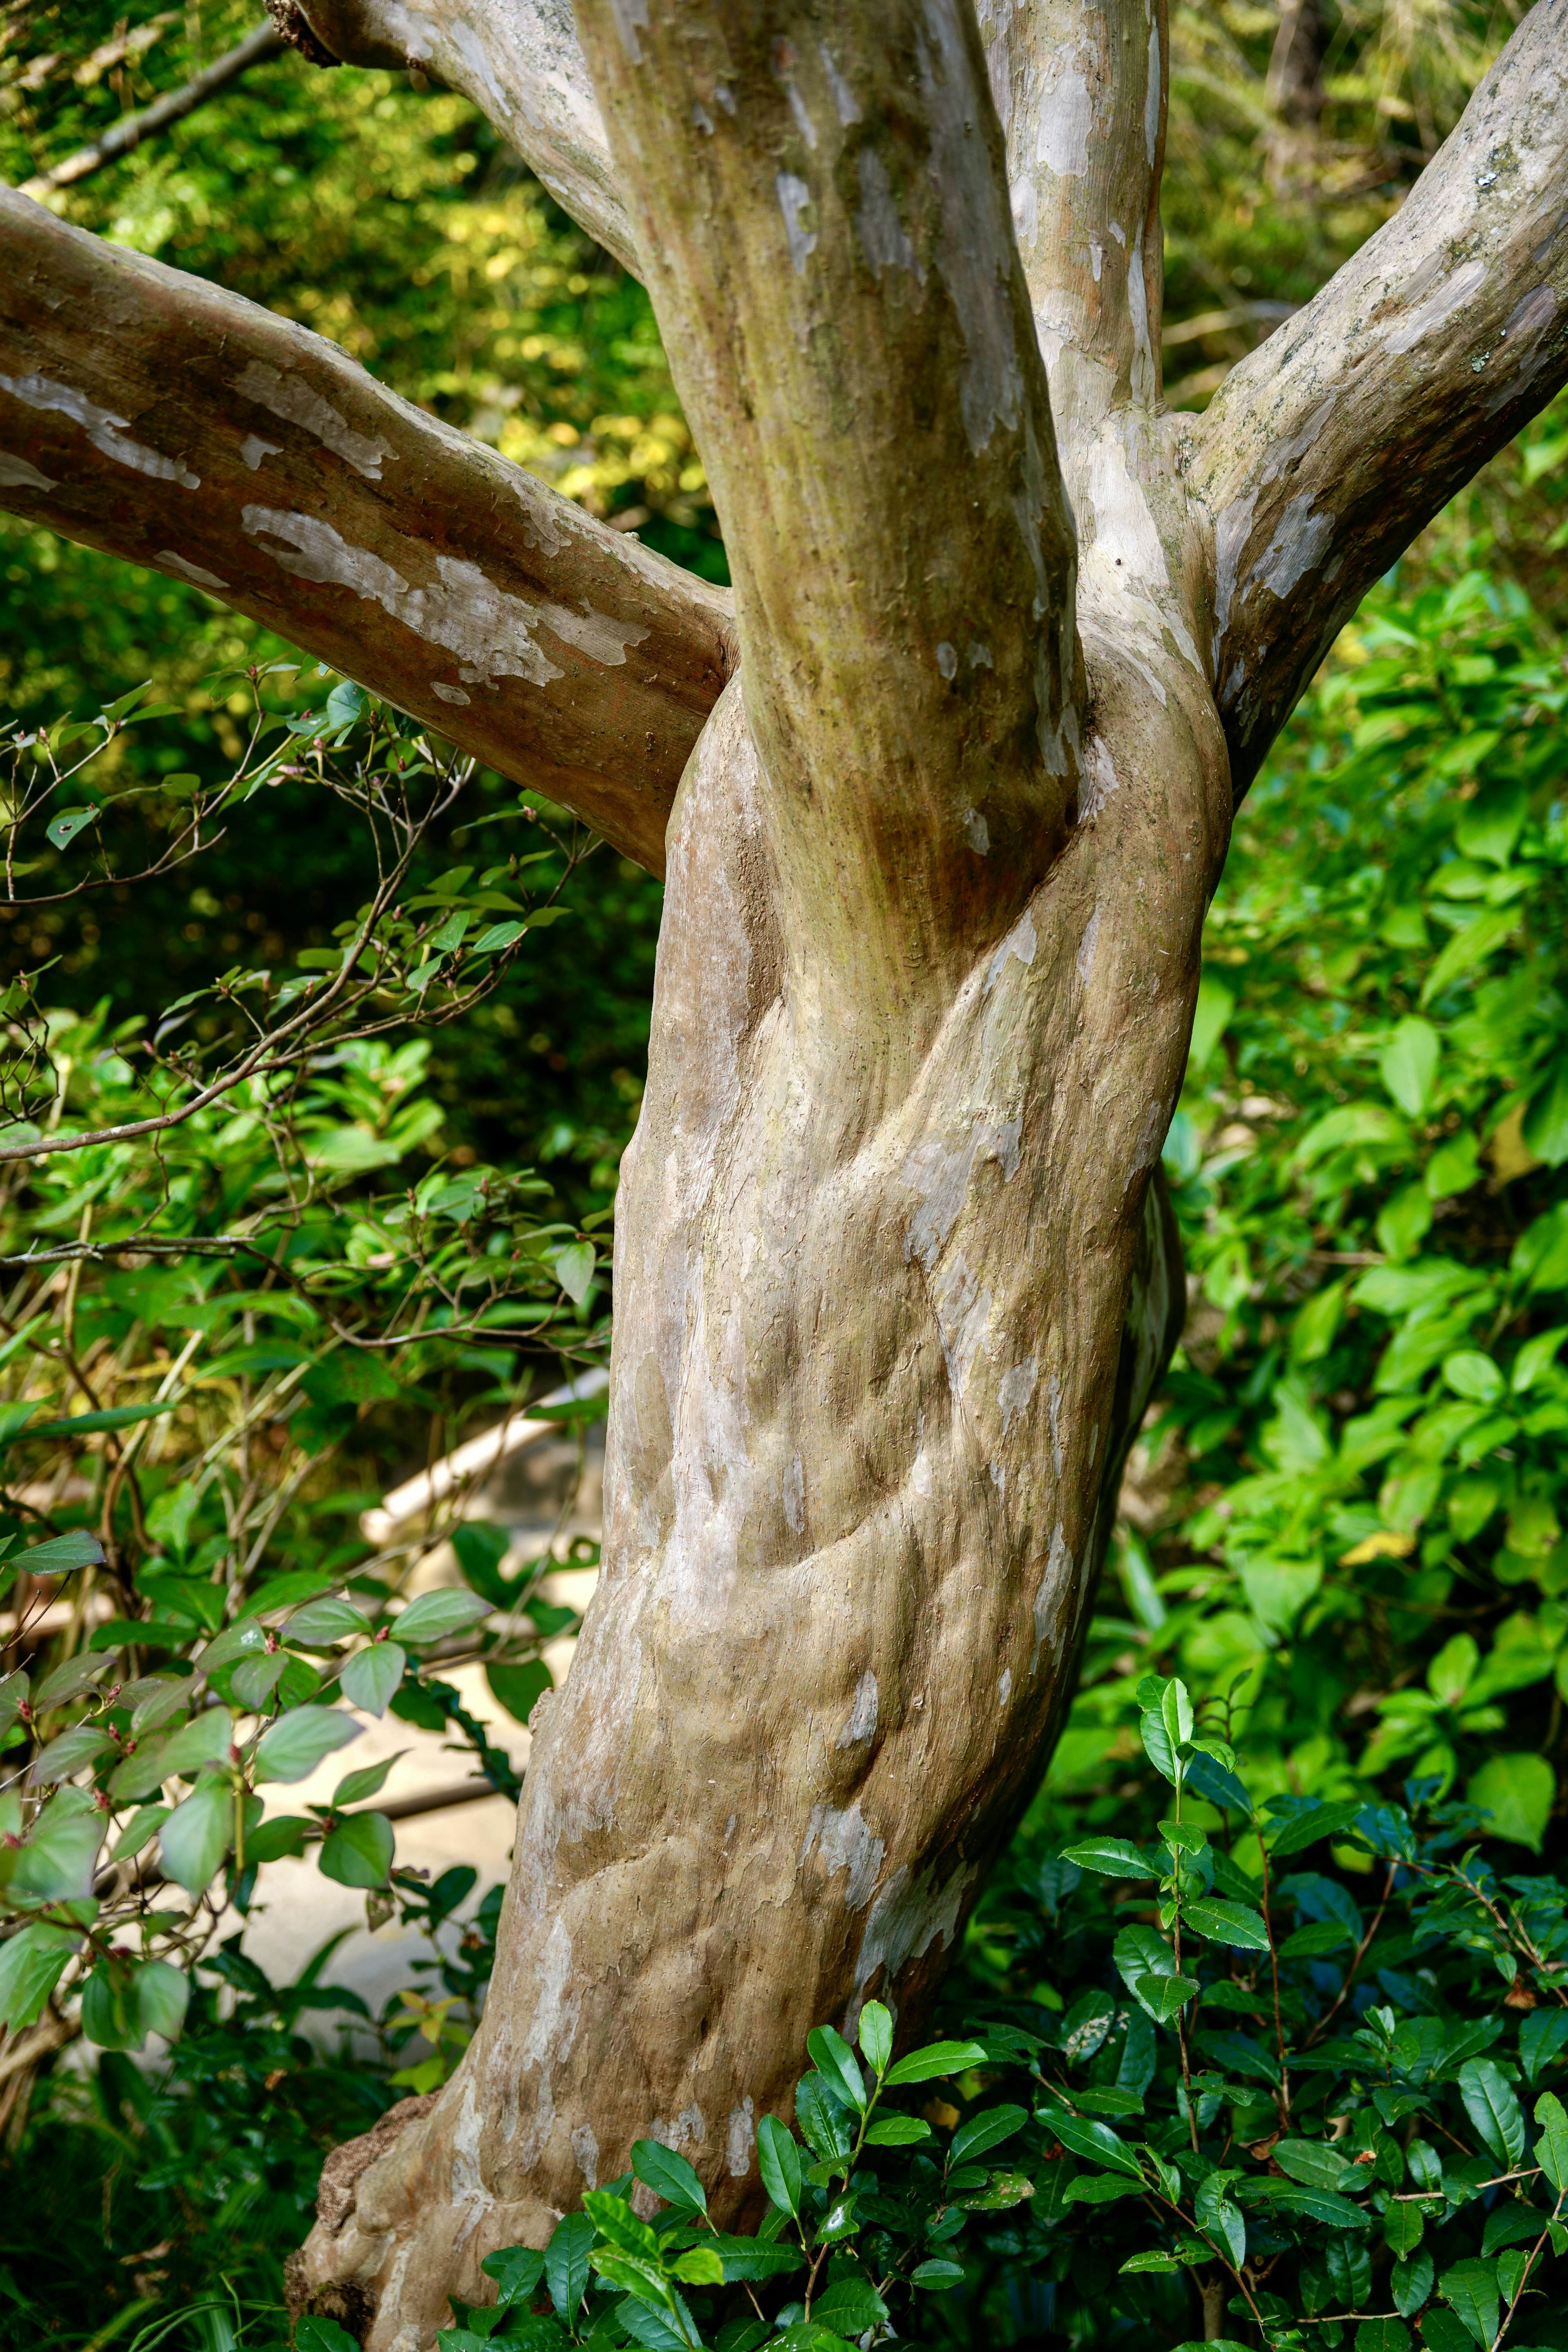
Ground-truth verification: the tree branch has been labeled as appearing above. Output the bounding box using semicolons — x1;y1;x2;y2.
291;0;639;274
0;191;735;875
575;0;1081;1009
1189;0;1568;797
976;0;1168;432
17;21;287;200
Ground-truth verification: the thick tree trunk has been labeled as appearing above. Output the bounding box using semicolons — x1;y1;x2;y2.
5;2;1568;2344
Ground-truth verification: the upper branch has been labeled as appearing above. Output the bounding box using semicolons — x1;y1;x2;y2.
576;0;1081;998
0;191;734;875
291;0;639;274
19;20;286;200
1190;0;1568;797
976;0;1167;435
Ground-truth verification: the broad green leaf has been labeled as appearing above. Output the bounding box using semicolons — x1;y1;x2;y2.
394;1590;493;1646
1385;2199;1425;2257
1274;2141;1359;2192
132;1958;190;2043
1392;2246;1435;2317
160;1776;233;1895
669;2246;723;2287
806;2024;866;2112
857;1998;893;2075
253;1705;362;1783
11;1786;103;1901
318;1810;394;1888
1521;2012;1568;2088
705;2234;804;2283
284;1596;374;1646
811;2276;889;2335
757;2113;801;2214
884;2038;986;2086
15;1530;104;1576
1354;2327;1410;2352
197;1618;268;1673
909;2260;965;2288
333;1753;405;1807
630;2137;707;2214
1465;1753;1554;1852
1180;1898;1270;1951
1038;2104;1143;2178
1534;2091;1568;2195
1420;906;1520;1005
1380;1018;1441;1116
480;2247;546;2307
544;2210;595;2325
1134;1972;1200;2020
1140;1708;1180;1786
863;2113;931;2146
1438;2256;1499;2349
1060;1836;1154;1878
484;1659;548;1726
1063;2172;1140;2205
0;1920;78;2029
950;2105;1027;2165
27;1723;114;1785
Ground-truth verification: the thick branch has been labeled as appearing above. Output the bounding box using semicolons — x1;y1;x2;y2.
0;191;735;874
292;0;639;274
18;21;286;200
976;0;1168;432
1190;0;1568;796
577;0;1080;1022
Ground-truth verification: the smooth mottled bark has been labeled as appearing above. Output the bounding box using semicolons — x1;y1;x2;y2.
4;4;1567;2346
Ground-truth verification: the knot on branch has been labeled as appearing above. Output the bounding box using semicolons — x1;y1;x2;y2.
263;0;339;69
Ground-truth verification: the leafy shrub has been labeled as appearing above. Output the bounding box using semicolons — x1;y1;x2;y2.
1047;572;1568;1849
392;1677;1566;2352
0;675;610;2101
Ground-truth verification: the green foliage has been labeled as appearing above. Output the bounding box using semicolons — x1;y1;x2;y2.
434;1697;1568;2348
1041;571;1568;1859
0;688;607;2096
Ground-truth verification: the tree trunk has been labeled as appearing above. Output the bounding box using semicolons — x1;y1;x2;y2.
4;2;1566;2343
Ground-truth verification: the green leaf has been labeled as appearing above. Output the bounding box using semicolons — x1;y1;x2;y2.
757;2112;801;2214
1380;1017;1441;1116
27;1723;113;1785
253;1705;362;1784
1354;2335;1410;2352
705;2234;804;2283
862;2113;931;2145
1521;2011;1568;2088
1184;1748;1254;1814
318;1810;394;1889
909;2260;965;2289
544;2210;594;2326
806;2024;866;2112
1063;2172;1140;2205
14;1529;105;1576
246;1815;311;1862
1534;2091;1568;2195
196;1618;269;1674
669;2245;724;2288
284;1596;374;1646
1274;2141;1359;2193
857;1998;893;2075
1180;1897;1271;1951
1438;2257;1499;2349
333;1754;404;1808
884;2038;986;2086
630;2138;706;2215
552;1242;596;1305
296;2322;361;2352
1120;2251;1182;2274
1459;2058;1527;2168
811;2276;889;2335
950;2105;1028;2165
1060;1836;1154;1878
1038;2104;1143;2178
341;1642;408;1717
1421;906;1520;1004
159;1775;233;1895
46;806;98;850
394;1590;492;1646
10;1400;179;1443
1466;1754;1555;1852
1140;1707;1180;1786
1392;2246;1435;2318
1263;1799;1366;1857
0;1921;77;2029
11;1788;104;1900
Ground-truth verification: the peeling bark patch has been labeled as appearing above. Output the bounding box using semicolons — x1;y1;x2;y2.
1031;1521;1072;1675
782;1453;805;1534
983;906;1037;993
233;361;394;481
0;372;199;488
1036;68;1091;177
777;173;817;273
800;1801;885;1910
856;149;920;280
964;806;990;852
1078;741;1119;820
0;450;57;491
432;683;472;705
570;2123;599;2189
239;433;281;470
998;1667;1013;1706
608;0;650;63
726;2097;756;2178
1252;492;1334;600
1386;256;1488;354
835;1670;879;1748
1046;1371;1063;1475
902;1117;1021;1269
997;1354;1038;1436
158;550;227;590
853;1853;974;2004
819;43;862;127
241;508;646;689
